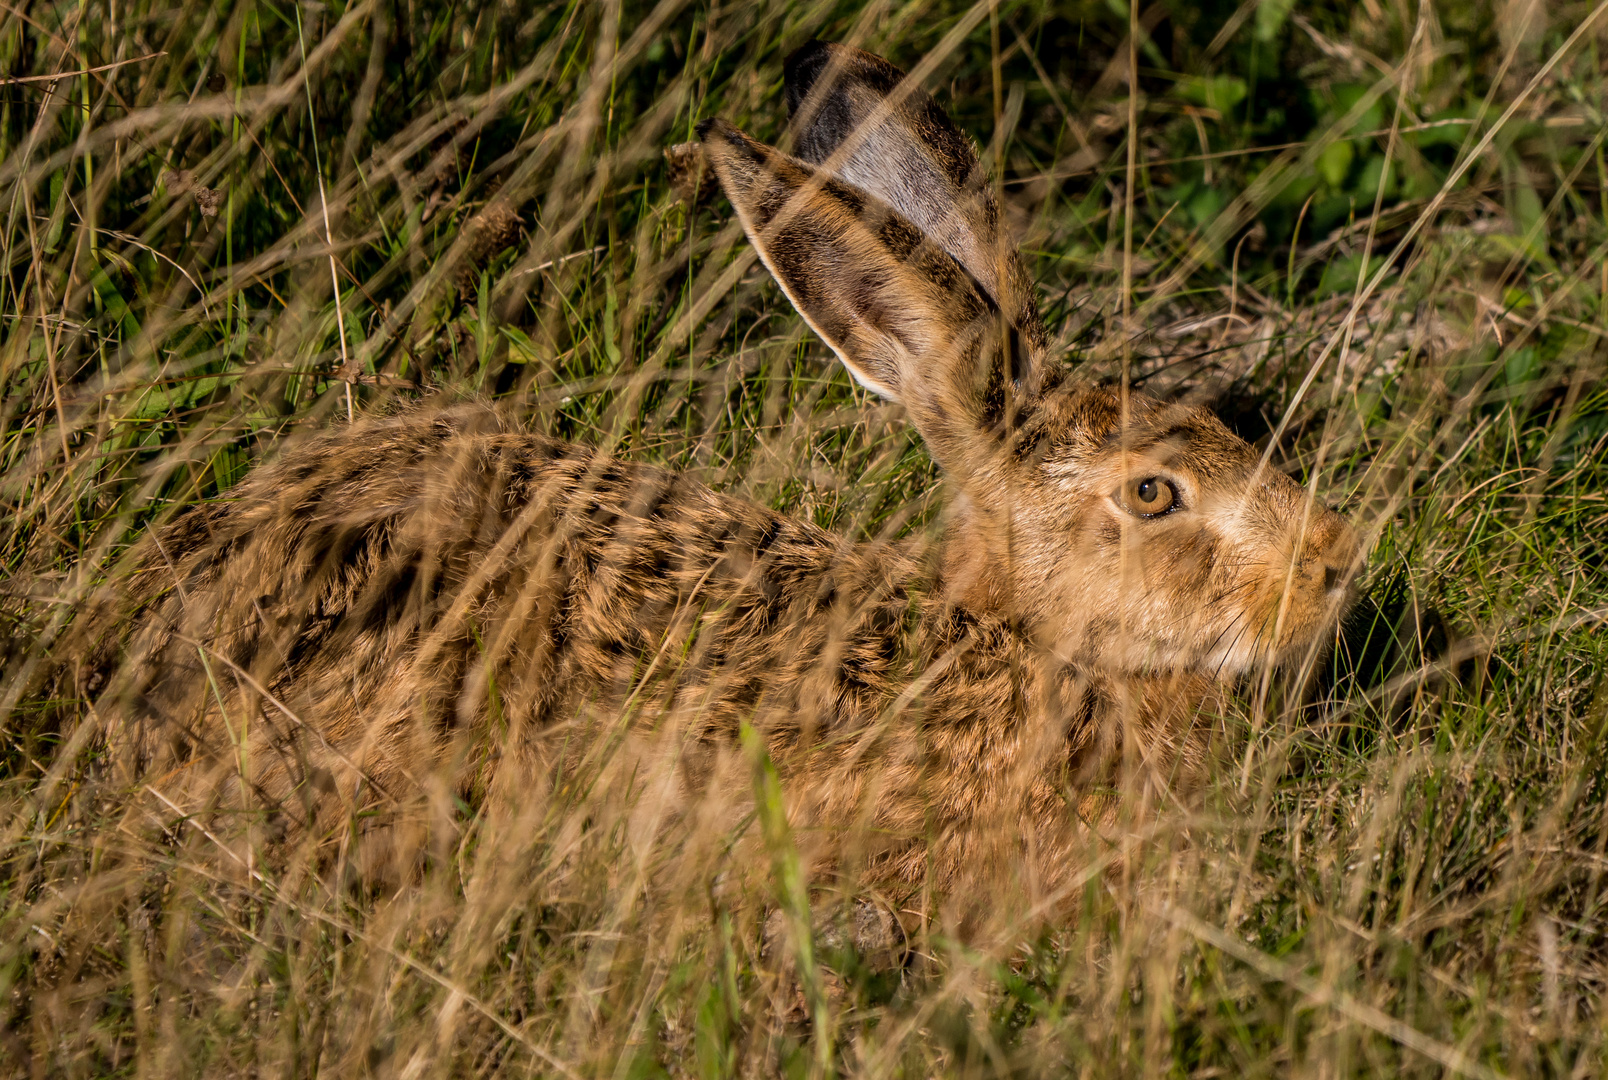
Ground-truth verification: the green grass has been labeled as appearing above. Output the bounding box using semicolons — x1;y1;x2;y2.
4;0;1608;1075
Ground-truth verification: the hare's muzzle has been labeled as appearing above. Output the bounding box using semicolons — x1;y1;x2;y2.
1311;510;1362;601
1265;504;1362;653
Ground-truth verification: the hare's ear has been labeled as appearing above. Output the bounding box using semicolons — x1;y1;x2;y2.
697;118;1018;471
783;41;1047;393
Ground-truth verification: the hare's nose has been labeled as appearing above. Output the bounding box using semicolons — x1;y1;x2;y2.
1315;515;1361;594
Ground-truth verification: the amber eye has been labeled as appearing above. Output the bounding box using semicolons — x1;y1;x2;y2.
1120;476;1179;517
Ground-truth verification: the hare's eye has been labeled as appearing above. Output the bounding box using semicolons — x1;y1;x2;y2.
1119;476;1178;517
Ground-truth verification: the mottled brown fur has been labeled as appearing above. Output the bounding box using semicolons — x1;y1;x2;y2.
81;402;1238;891
71;43;1359;907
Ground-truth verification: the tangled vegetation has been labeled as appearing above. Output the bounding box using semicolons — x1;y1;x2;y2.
3;0;1608;1075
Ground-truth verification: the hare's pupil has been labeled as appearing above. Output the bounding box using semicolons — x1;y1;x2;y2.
1137;479;1155;502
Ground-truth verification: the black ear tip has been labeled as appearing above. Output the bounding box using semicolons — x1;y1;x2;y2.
784;40;833;113
697;118;746;146
695;118;767;168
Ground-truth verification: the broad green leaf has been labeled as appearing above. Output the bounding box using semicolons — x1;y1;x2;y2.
1176;74;1247;117
1318;140;1355;187
1255;0;1295;41
1316;253;1390;298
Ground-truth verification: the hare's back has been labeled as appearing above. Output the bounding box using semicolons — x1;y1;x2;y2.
94;408;853;774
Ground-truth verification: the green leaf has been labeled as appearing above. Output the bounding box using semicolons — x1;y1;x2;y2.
129;375;225;421
1504;346;1540;389
1352;154;1394;202
1512;182;1545;236
1410;108;1477;148
1254;0;1295;41
1175;75;1247;118
499;324;539;364
1316;253;1390;298
90;262;143;341
1503;287;1534;312
694;982;735;1080
603;283;623;369
740;722;832;1076
1332;84;1384;135
44;171;66;253
1187;185;1226;228
1318;140;1355;188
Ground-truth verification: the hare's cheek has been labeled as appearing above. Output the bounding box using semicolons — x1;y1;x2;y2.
1080;516;1143;582
1162;529;1221;594
1090;514;1124;553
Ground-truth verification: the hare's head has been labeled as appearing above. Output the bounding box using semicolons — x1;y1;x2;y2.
699;42;1359;677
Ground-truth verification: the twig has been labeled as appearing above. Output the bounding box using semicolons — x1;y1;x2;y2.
0;51;165;86
507;245;607;277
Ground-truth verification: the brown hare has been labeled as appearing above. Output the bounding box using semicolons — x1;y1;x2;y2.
77;42;1359;907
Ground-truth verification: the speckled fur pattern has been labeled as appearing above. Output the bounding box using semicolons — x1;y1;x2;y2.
72;42;1359;904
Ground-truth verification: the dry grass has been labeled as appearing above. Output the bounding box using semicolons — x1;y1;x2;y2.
4;0;1608;1075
